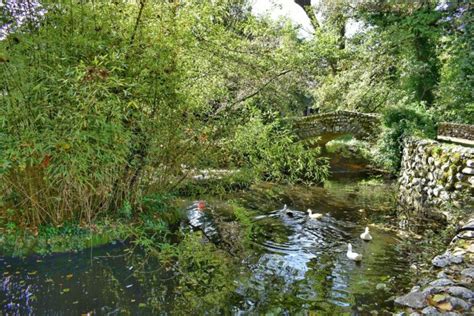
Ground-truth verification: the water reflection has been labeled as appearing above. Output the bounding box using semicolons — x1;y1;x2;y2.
1;176;411;315
0;245;158;315
231;197;408;314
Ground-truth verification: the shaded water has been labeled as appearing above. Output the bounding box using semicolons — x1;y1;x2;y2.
1;174;413;315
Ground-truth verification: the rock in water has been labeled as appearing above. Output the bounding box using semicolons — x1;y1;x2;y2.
394;291;428;309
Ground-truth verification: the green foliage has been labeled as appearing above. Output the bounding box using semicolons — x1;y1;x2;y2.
171;232;236;313
0;0;329;229
308;0;472;129
228;109;329;184
325;138;373;161
0;220;129;256
232;205;261;246
0;1;199;226
0;0;471;230
374;102;436;171
141;193;181;225
118;200;133;220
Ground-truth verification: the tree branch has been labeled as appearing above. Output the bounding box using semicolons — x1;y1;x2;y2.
294;0;320;30
129;0;146;45
214;69;292;114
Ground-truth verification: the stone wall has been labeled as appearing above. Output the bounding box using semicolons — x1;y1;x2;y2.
291;111;381;144
395;218;474;315
438;122;474;142
398;137;474;213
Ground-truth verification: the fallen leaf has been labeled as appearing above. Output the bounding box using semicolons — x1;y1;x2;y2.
437;301;453;312
432;294;447;303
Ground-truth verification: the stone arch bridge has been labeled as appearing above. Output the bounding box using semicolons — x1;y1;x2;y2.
289;111;382;145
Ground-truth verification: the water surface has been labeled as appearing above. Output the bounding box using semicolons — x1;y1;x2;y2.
1;174;412;315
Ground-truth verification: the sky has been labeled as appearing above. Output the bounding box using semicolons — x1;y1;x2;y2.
251;0;362;39
251;0;315;37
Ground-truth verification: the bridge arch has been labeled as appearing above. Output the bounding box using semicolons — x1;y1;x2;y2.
290;111;382;145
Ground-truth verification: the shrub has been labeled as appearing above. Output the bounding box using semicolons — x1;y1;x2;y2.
228;109;329;184
374;102;436;172
0;2;202;226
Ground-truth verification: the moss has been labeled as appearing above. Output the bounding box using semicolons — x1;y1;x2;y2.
424;146;433;156
440;154;449;163
451;152;462;164
0;221;130;257
432;146;443;157
449;164;457;172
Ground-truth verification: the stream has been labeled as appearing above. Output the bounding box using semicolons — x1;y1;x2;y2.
1;171;415;315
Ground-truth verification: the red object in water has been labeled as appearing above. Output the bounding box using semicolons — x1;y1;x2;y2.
41;154;52;168
197;201;206;210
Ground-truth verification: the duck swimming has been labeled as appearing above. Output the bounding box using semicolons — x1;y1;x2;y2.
307;209;323;220
346;243;362;261
282;204;294;217
360;227;372;241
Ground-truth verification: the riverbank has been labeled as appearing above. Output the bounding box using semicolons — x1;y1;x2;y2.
1;173;416;314
395;217;474;315
0;220;132;257
2;167;467;314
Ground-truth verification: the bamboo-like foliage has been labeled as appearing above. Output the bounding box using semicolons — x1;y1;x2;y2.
0;1;205;226
1;1;330;227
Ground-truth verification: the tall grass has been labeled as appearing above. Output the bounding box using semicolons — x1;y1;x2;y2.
0;1;200;226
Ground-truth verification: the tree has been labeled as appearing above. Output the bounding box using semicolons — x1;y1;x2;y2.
294;0;320;30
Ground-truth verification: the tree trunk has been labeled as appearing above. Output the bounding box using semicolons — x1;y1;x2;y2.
294;0;319;30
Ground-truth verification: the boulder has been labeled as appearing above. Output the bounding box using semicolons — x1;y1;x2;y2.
429;278;455;287
420;306;441;315
447;296;471;311
395;291;428;309
432;254;463;268
462;167;474;175
446;286;474;300
460;268;474;279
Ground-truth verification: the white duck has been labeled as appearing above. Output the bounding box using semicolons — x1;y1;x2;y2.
282;204;295;218
346;243;362;261
360;227;372;241
307;209;323;220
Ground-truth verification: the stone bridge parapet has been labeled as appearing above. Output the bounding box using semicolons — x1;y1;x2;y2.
289;111;382;145
437;122;474;146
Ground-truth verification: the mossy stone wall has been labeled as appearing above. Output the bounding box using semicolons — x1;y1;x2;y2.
398;137;474;213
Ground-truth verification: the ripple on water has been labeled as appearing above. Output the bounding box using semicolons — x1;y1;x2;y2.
233;201;410;313
1;178;410;315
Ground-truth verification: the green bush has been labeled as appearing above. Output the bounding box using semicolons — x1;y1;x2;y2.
0;2;203;226
374;102;436;172
171;232;236;313
228;109;329;184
